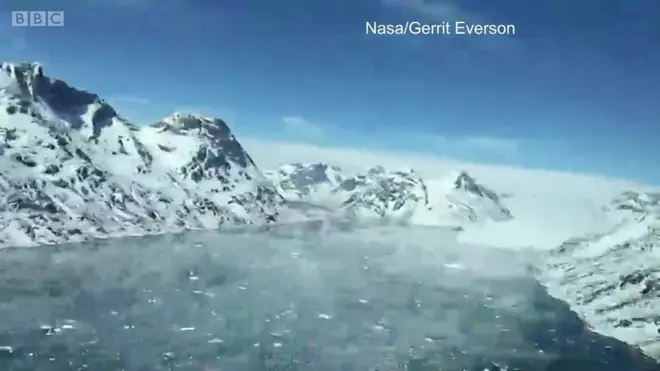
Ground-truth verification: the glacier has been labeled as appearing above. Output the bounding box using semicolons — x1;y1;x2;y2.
0;225;658;371
2;61;660;367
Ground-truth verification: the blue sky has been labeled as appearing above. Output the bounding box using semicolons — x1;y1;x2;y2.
1;0;659;183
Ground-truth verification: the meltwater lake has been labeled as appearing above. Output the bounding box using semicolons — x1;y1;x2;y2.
0;225;658;371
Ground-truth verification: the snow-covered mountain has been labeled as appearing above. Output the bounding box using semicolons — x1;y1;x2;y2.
341;166;430;220
0;62;514;248
266;163;512;227
0;62;283;247
539;190;660;358
265;162;345;202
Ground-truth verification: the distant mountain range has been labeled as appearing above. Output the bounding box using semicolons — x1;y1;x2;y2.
265;162;512;227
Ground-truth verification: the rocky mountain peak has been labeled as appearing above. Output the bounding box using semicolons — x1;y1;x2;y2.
1;62;44;99
451;170;502;203
151;112;256;172
157;113;230;135
454;171;476;189
1;61;117;137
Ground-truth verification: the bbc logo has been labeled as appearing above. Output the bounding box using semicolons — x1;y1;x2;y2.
11;11;64;27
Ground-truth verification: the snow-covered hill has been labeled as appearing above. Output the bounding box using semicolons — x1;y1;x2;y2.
0;62;283;247
539;191;660;358
266;163;512;227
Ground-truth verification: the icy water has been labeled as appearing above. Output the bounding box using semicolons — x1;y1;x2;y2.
0;225;658;371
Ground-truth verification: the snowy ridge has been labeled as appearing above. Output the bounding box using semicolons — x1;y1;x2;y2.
539;191;660;358
264;162;345;203
341;166;429;220
266;163;512;227
0;62;282;247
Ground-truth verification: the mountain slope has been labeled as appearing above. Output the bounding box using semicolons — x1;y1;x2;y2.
0;62;283;247
538;191;660;358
